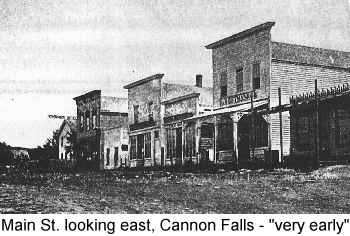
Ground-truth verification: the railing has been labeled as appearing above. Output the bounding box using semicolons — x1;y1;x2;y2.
290;83;350;104
220;90;257;107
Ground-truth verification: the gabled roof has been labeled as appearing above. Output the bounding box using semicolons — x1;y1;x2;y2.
123;74;164;89
205;22;275;49
58;119;77;136
271;41;350;69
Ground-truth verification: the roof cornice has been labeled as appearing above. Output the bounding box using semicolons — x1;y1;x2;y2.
205;21;275;49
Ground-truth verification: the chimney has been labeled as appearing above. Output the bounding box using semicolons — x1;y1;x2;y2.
195;74;202;87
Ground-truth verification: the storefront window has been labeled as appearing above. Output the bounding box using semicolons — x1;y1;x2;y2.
184;123;196;156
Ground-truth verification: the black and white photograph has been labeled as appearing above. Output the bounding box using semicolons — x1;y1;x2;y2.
1;0;350;214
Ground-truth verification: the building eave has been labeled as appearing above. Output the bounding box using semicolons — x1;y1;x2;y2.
205;21;275;49
123;73;164;89
73;90;101;101
161;92;200;105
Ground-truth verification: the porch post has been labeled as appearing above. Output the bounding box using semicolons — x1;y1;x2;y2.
214;116;218;164
231;114;239;170
196;120;201;165
181;121;185;166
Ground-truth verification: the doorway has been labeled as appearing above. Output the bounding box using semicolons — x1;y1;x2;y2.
175;127;182;165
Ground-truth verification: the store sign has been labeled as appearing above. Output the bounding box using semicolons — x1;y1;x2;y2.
220;90;257;107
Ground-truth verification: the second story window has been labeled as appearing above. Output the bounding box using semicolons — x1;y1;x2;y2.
236;68;243;93
79;114;84;131
92;112;97;129
220;72;227;98
86;111;90;131
148;102;154;121
134;105;139;124
253;63;260;89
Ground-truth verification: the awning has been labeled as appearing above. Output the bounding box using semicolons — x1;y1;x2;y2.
184;99;268;121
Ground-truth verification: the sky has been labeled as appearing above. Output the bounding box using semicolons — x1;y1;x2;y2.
0;0;350;148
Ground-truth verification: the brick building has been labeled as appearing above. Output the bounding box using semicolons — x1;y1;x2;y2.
73;90;128;170
123;74;213;167
201;21;350;165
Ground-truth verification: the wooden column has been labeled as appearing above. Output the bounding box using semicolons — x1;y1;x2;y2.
196;120;201;165
214;117;218;163
232;114;239;170
181;122;185;166
250;93;255;159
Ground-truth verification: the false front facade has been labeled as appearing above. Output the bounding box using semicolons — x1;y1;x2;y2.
205;21;350;166
124;74;213;167
73;90;128;170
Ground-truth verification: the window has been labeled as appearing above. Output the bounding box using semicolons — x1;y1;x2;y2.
121;144;128;151
130;136;137;160
137;134;144;159
114;147;118;167
134;105;139;124
61;153;63;159
335;109;350;148
144;132;151;159
252;63;260;89
79;114;84;131
236;68;243;92
154;130;159;139
92;112;97;129
184;123;196;156
61;137;64;147
220;72;227;98
166;129;176;159
106;148;110;165
201;124;214;138
85;111;90;131
148;102;154;121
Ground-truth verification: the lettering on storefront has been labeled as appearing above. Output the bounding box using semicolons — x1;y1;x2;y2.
220;90;257;107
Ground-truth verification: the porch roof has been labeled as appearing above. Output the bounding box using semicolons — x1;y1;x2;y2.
184;100;268;121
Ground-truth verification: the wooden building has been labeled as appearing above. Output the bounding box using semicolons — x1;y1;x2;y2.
202;21;350;166
123;74;213;167
58;118;77;161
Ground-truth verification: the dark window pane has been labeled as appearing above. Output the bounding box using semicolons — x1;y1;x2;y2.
220;72;227;98
253;63;260;89
236;68;243;92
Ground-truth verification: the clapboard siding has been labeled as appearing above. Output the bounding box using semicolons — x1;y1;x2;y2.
270;62;350;107
270;61;350;158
